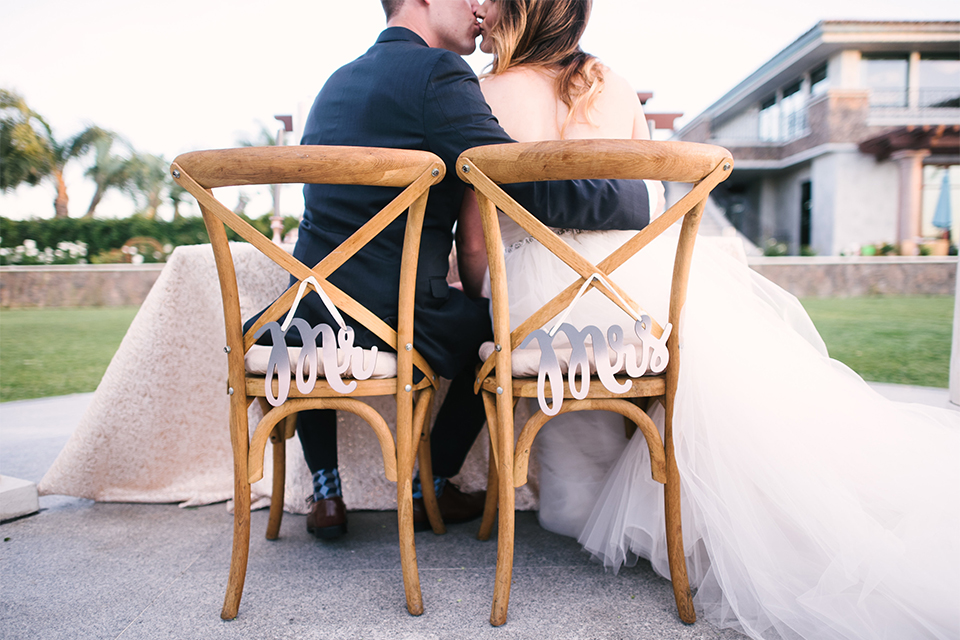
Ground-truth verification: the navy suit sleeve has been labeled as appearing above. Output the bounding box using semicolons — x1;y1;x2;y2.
424;53;650;231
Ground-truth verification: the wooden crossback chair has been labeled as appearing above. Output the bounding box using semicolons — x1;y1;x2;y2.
170;146;447;620
456;139;733;627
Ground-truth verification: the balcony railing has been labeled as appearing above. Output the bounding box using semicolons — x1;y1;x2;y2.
707;86;960;145
869;87;960;110
709;109;810;146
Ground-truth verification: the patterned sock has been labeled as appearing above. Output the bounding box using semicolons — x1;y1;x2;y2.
311;468;342;501
411;475;447;499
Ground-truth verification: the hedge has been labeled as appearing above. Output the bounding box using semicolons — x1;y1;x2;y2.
0;214;300;261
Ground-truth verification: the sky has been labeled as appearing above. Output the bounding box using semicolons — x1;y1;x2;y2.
1;0;957;220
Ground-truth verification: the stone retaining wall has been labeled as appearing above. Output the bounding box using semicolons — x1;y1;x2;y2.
0;264;165;308
747;256;956;298
1;257;956;308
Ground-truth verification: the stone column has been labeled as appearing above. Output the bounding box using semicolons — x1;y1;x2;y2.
908;51;921;110
891;149;930;255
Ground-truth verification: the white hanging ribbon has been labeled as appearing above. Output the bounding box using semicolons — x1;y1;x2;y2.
281;275;347;332
548;272;644;337
257;275;378;405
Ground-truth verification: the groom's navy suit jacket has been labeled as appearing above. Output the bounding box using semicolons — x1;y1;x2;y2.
289;27;649;380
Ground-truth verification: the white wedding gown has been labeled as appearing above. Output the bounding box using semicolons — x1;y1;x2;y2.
493;212;960;640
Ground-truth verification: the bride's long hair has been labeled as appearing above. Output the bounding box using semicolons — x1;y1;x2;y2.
484;0;604;137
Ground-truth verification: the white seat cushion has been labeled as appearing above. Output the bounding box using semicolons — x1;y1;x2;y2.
245;345;397;379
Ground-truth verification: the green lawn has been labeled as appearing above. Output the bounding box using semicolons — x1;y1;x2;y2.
0;306;140;402
801;296;953;388
0;297;953;402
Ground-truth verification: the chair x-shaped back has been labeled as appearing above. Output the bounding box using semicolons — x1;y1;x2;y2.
457;139;733;627
171;145;447;620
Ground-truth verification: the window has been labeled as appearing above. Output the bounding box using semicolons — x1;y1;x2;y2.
759;96;779;141
862;54;909;107
810;64;828;96
919;54;960;108
781;80;807;140
757;81;808;143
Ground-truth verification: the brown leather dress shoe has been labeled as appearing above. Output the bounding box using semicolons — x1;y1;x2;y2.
306;496;347;539
412;484;485;530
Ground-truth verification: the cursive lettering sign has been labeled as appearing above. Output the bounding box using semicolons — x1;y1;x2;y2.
253;320;378;406
518;315;671;415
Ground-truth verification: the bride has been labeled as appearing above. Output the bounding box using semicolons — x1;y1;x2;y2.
458;1;960;639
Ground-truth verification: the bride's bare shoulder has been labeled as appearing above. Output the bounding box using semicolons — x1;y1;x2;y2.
481;67;555;105
596;66;644;111
599;66;636;93
595;66;650;139
480;67;558;141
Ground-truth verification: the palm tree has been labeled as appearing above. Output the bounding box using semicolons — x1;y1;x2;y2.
46;124;110;218
83;135;132;218
125;152;168;219
237;121;284;237
1;88;109;217
236;122;278;148
168;179;190;220
0;88;52;191
233;190;251;216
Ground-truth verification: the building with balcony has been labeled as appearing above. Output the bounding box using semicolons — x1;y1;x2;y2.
675;21;959;256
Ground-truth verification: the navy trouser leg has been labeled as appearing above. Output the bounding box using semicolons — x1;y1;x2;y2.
297;409;338;473
429;363;487;479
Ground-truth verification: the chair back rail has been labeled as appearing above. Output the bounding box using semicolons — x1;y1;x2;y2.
174;145;444;188
460;139;729;184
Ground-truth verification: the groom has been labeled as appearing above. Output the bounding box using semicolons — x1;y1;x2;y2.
279;0;651;538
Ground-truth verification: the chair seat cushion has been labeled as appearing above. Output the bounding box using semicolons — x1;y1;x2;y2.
479;340;658;378
245;345;397;379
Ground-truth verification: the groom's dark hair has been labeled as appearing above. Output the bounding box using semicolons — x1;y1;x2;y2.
381;0;403;19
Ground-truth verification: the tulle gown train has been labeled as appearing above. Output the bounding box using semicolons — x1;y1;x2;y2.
495;216;960;640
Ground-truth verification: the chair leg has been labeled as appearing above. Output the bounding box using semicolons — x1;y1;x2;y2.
490;393;516;627
397;475;424;615
489;466;515;626
221;468;251;620
265;421;287;541
417;429;446;535
478;389;500;541
477;430;499;541
395;383;424;615
663;433;696;624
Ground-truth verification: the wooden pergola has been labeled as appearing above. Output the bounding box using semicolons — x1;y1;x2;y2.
859;125;960;254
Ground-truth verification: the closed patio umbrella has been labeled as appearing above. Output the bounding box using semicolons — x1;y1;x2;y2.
932;170;952;233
